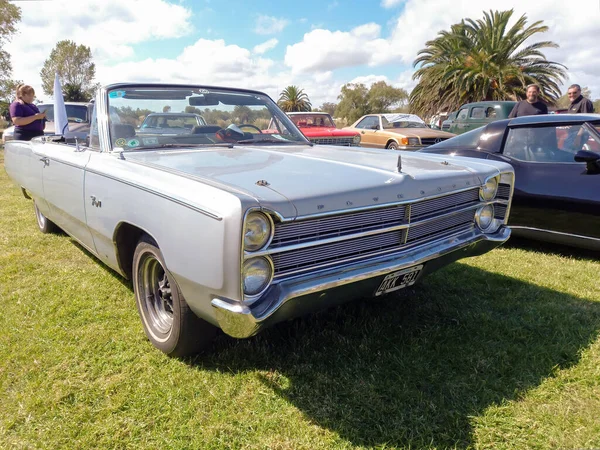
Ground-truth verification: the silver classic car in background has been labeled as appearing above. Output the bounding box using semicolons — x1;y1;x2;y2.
4;83;515;356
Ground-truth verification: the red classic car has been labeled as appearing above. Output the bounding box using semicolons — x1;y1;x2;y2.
287;112;361;146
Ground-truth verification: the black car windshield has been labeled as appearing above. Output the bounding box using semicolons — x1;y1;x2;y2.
106;86;308;150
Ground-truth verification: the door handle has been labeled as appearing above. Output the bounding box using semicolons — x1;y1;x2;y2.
39;157;49;166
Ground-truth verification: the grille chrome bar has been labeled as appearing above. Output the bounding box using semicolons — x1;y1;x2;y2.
311;137;355;146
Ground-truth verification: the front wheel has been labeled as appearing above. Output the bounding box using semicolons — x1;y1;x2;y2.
132;235;217;356
386;141;399;150
34;202;59;234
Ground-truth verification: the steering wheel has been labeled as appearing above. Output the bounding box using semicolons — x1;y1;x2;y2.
238;124;263;134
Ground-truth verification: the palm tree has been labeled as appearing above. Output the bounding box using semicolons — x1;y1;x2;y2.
410;10;567;117
278;86;312;112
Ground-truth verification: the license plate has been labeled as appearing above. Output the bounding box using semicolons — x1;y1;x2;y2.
374;265;423;296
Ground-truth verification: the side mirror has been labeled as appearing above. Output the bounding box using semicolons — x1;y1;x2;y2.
574;150;600;174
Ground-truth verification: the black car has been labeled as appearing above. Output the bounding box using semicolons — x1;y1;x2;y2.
420;114;600;250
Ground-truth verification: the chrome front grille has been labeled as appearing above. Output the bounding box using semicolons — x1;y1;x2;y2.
311;137;355;146
494;204;507;221
411;189;479;219
407;210;475;243
420;138;447;146
266;188;486;278
497;184;511;200
272;230;406;276
271;204;407;248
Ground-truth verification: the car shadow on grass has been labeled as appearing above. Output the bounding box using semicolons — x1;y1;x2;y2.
505;236;599;262
193;262;600;449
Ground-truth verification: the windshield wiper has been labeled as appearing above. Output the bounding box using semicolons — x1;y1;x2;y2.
236;137;307;144
125;143;234;150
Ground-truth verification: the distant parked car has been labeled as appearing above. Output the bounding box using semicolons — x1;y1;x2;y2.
421;114;600;250
285;112;361;146
441;111;457;131
138;112;207;135
2;102;92;143
344;113;455;150
447;101;517;135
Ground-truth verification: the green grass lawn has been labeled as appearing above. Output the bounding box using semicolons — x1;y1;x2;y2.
1;147;599;449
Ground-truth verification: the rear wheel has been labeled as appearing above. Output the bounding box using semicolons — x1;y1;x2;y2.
34;202;59;233
132;235;217;356
387;141;399;150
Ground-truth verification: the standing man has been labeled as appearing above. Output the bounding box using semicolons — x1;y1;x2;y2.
566;84;594;113
508;84;548;118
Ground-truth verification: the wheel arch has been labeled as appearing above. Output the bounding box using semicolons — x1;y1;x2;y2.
386;139;399;148
113;222;158;279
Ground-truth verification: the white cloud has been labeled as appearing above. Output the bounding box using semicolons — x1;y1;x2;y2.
284;0;600;97
254;15;289;35
253;38;278;55
6;0;193;99
284;23;388;73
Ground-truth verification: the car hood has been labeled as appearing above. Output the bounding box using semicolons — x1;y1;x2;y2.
299;127;358;138
380;128;456;139
124;145;505;219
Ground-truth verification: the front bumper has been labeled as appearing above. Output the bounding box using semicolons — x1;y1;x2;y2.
211;226;510;338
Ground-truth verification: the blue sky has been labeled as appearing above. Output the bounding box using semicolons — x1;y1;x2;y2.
6;0;599;106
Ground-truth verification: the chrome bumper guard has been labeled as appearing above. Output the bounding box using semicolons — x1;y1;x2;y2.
212;227;510;338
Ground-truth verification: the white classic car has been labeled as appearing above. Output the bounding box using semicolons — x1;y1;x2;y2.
3;83;514;356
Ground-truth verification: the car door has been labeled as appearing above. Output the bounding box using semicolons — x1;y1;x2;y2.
467;106;488;131
488;123;600;239
40;142;96;251
451;108;469;135
354;116;383;148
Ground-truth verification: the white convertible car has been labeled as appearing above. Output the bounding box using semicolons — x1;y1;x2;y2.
3;83;514;356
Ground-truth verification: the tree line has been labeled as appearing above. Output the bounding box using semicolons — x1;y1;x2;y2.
1;3;597;126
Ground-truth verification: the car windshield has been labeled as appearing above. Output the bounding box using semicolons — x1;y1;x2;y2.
140;114;206;129
106;86;308;150
381;114;427;129
39;104;89;123
288;114;335;128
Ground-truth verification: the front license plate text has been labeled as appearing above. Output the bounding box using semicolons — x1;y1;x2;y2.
374;265;423;296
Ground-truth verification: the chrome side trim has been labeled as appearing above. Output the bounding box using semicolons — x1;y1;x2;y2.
84;168;223;221
511;226;600;242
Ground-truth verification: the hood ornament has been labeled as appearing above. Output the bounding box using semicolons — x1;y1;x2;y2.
256;180;270;187
397;154;402;173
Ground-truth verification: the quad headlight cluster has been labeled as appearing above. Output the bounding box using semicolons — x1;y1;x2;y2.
242;211;274;299
475;175;501;233
400;137;420;146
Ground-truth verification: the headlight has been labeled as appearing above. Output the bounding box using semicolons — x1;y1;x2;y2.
480;176;499;201
408;137;420;146
242;257;273;296
352;134;361;145
475;204;494;231
244;212;272;252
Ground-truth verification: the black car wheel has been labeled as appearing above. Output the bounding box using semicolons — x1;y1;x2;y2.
387;141;399;150
132;235;217;356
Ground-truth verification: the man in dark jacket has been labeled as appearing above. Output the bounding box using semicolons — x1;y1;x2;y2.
567;84;594;113
508;84;548;118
